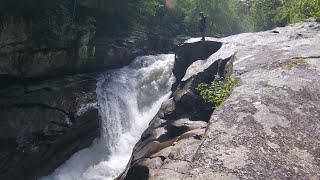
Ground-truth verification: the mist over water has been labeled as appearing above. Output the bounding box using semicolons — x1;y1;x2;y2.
41;54;175;180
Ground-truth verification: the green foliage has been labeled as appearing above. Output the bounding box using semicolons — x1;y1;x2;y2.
196;77;232;108
250;0;282;31
0;0;96;49
234;0;320;31
228;0;255;32
1;0;320;43
135;0;192;37
183;0;243;36
275;0;320;24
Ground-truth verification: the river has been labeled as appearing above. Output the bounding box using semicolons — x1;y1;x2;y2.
41;54;175;180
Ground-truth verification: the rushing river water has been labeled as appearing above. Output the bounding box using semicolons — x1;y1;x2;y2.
41;54;175;180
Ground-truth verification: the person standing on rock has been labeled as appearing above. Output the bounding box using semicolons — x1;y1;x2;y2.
199;12;207;41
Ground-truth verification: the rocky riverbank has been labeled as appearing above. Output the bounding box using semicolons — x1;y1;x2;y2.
0;17;175;85
0;74;101;180
0;15;179;179
118;22;320;179
117;38;234;180
1;21;319;180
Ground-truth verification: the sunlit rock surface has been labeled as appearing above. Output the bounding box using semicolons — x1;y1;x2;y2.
187;22;320;179
120;22;320;179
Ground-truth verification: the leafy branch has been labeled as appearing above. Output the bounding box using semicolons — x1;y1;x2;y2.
196;77;232;108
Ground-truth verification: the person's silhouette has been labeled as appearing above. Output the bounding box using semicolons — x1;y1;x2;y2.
199;12;207;41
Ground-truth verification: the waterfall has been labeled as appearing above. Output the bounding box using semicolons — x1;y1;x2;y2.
41;54;175;180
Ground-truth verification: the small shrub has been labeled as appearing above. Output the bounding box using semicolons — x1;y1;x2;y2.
196;77;232;108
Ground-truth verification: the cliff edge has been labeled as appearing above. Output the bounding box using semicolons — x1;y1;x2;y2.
119;22;320;179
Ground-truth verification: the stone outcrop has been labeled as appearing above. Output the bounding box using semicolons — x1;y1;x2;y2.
0;74;100;180
117;37;234;179
119;22;320;179
173;38;222;84
187;22;320;180
94;31;173;68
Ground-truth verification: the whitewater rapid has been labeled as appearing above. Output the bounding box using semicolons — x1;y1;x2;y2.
41;54;175;180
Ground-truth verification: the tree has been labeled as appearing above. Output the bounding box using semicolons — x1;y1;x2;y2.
249;0;282;31
184;0;243;36
275;0;320;24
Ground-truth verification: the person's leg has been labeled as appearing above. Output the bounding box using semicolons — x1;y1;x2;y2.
201;31;205;40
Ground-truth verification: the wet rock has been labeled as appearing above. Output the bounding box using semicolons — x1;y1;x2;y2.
95;31;148;68
94;31;173;69
117;37;233;180
0;74;100;180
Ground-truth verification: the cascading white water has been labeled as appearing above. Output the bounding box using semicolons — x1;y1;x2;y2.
41;54;175;180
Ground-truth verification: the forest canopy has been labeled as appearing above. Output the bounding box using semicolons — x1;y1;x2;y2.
1;0;319;37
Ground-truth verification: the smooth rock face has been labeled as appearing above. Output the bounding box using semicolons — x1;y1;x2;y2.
0;74;100;180
187;22;320;179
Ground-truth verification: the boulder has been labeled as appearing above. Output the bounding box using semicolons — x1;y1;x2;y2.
0;74;100;180
173;38;222;84
94;31;173;68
